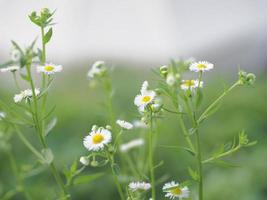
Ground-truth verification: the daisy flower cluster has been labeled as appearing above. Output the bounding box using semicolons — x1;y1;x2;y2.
129;181;151;192
14;88;40;103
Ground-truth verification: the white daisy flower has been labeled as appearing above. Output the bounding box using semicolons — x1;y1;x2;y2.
11;49;21;62
14;88;40;103
37;63;63;75
134;81;156;112
166;73;176;86
116;119;133;130
129;181;151;192
120;138;144;152
0;66;20;73
83;127;112;151
163;181;189;200
180;79;203;90
79;156;89;166
189;61;214;72
87;61;106;79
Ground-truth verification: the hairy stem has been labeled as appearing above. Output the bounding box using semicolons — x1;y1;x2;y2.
149;110;156;200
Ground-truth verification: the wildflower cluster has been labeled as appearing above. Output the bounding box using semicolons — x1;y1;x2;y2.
0;7;257;200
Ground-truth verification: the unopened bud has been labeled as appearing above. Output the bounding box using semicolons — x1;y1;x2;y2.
79;156;89;166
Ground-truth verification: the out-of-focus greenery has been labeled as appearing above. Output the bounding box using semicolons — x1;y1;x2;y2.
0;66;266;200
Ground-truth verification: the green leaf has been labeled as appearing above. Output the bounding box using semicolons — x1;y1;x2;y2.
20;73;30;82
188;167;199;181
210;160;241;168
73;173;104;185
159;145;195;156
45;117;57;136
44;28;53;44
70;159;78;174
195;89;203;108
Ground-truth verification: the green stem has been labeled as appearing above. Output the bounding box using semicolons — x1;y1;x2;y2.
202;145;241;164
148;110;156;200
198;81;240;123
108;154;125;200
196;130;203;200
25;63;69;198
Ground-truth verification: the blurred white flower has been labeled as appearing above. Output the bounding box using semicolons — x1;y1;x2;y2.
79;156;89;166
10;49;21;62
163;181;189;200
132;120;147;129
37;63;63;75
189;61;213;72
120;138;144;152
87;61;106;79
14;88;40;103
0;66;20;73
134;81;156;112
129;181;151;192
116;119;133;130
0;112;6;119
83;127;112;151
180;79;203;90
166;73;176;86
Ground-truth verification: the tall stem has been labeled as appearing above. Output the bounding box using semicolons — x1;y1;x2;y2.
108;154;125;200
149;110;156;200
25;61;69;198
196;129;203;200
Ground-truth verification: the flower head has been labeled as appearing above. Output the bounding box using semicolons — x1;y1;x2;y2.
37;63;63;75
14;88;40;103
120;138;144;152
189;61;213;72
163;181;189;199
134;81;156;112
180;79;203;90
0;66;20;73
83;126;112;151
116;119;133;130
129;181;151;192
87;61;107;79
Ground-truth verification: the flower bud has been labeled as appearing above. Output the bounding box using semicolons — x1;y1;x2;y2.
160;65;168;77
90;160;99;167
41;8;50;16
79;156;89;166
238;70;256;85
105;125;112;130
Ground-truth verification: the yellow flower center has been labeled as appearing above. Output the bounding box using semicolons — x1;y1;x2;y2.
44;65;54;71
170;187;182;195
92;133;104;144
196;64;207;69
142;95;151;103
183;80;195;87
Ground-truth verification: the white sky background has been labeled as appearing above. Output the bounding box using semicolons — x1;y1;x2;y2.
0;0;267;71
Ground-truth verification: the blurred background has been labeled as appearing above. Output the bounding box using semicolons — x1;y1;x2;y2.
0;0;267;200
